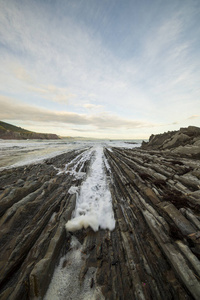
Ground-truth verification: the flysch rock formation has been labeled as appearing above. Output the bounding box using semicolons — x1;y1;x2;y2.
0;138;200;299
141;126;200;159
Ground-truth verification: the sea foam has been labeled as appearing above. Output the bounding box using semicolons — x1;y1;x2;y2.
65;146;115;232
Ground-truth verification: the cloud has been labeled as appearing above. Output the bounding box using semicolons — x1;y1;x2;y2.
0;0;199;136
83;103;102;109
10;64;33;84
30;85;76;104
187;115;200;120
0;95;155;130
8;63;76;105
0;95;88;124
83;103;104;110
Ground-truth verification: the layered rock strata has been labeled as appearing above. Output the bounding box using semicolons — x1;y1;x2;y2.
141;126;200;159
0;146;200;299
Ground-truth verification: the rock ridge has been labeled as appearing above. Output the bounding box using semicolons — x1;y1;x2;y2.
141;126;200;159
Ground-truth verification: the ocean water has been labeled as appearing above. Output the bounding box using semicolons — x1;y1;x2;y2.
0;139;142;170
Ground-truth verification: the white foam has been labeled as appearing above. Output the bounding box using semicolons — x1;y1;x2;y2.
65;146;115;232
57;147;92;178
66;215;99;231
44;236;105;300
68;186;79;195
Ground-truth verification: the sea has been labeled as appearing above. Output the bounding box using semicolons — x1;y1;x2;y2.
0;139;143;171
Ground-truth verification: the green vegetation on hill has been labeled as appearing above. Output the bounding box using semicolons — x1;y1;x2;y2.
0;121;60;140
0;121;30;133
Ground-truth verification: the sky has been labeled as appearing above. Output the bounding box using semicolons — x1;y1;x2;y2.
0;0;200;139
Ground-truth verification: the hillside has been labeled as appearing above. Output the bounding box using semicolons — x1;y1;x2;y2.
0;121;60;140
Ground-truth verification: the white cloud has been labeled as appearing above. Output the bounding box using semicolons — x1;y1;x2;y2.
29;85;76;104
10;64;33;84
83;103;104;111
187;115;200;120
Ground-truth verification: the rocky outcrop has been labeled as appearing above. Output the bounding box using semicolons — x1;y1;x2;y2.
141;126;200;159
0;146;200;299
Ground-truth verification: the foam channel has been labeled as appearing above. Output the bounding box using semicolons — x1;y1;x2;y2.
65;146;115;232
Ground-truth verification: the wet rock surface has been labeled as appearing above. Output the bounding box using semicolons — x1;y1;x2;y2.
0;146;200;299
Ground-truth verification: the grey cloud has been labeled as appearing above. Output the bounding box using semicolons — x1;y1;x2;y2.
0;96;88;125
71;128;91;132
0;96;154;130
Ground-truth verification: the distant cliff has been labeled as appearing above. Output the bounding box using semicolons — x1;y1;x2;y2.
0;121;60;140
141;126;200;159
